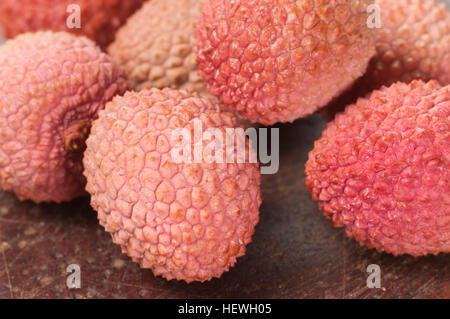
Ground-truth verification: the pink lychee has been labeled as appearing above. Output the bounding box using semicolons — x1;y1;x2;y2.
319;0;450;121
108;0;209;94
0;0;145;48
83;88;262;282
0;31;127;203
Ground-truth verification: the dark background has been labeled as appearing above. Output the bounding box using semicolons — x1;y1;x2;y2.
0;0;449;299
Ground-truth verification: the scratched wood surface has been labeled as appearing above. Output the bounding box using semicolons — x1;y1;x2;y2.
0;1;449;299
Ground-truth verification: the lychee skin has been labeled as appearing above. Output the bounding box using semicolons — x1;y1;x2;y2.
83;88;262;283
306;80;450;257
0;32;127;203
0;0;145;47
195;0;375;125
367;0;450;88
108;0;209;94
319;0;450;122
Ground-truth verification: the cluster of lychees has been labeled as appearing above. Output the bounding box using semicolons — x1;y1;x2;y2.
0;0;448;282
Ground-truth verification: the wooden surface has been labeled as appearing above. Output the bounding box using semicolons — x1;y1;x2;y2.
0;0;449;299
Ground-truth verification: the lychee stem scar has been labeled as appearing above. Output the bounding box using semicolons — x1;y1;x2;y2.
64;122;91;152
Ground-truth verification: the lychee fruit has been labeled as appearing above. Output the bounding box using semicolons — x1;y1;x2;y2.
367;0;450;88
305;80;450;257
83;88;262;282
319;0;450;121
195;0;376;125
0;31;127;203
0;0;145;48
108;0;209;95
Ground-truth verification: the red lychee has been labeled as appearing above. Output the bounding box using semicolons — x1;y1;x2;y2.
306;80;450;257
196;0;375;125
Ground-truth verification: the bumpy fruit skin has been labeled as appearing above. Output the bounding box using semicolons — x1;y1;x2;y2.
319;0;450;121
83;88;262;282
306;80;450;257
196;0;375;125
0;0;145;47
0;32;127;203
368;0;450;88
108;0;209;94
